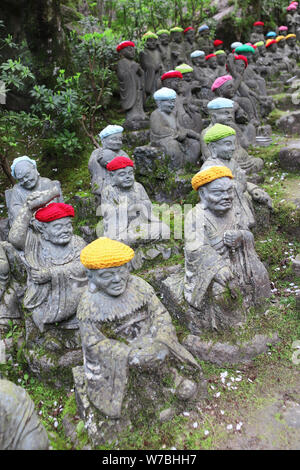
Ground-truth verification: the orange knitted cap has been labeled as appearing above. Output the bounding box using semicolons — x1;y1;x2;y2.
191;166;234;191
80;237;135;269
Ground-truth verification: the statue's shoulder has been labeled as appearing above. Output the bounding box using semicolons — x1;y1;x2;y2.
72;235;87;251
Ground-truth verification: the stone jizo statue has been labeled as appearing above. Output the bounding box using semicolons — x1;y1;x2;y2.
183;27;197;60
250;21;265;44
170;27;186;68
157;29;172;71
184;166;271;330
76;237;203;419
140;32;162;97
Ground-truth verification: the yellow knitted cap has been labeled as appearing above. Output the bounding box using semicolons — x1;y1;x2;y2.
80;237;135;269
276;35;286;42
286;34;296;39
191;166;234;191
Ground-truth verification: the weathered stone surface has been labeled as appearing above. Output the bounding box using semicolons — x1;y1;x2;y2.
159;408;175;423
278;143;300;172
0;218;9;241
183;333;280;366
276;111;300;135
133;145;165;177
123;129;150;147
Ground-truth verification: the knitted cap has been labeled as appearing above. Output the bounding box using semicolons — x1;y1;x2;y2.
190;50;205;58
205;53;217;61
116;41;135;52
161;70;183;81
184;27;194;34
276;35;286;42
11;156;37;179
80;237;135;270
234;55;248;68
35;203;75;222
214;39;223;47
175;63;193;74
253;21;264;26
215;50;226;55
231;41;243;49
254;41;265;47
99;125;124;141
191;166;234;191
198;24;209;33
142;31;158;40
156;29;170;35
266;31;277;38
266;39;277;47
106;156;134;171
234;45;255;54
153;87;177;100
286;34;297;39
207;98;234;110
279;26;288;31
170;27;184;33
287;4;297;10
211;75;233;92
203;123;236;143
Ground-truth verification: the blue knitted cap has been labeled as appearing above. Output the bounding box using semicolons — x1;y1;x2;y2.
153;87;177;100
207;98;234;110
99;125;124;140
190;50;205;58
11;156;37;179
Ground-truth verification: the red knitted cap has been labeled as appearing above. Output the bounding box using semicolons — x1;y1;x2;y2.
106;156;134;171
266;39;277;48
161;70;183;81
205;53;217;60
35;203;75;222
214;39;223;46
234;55;248;68
116;41;135;52
184;27;194;34
254;21;264;26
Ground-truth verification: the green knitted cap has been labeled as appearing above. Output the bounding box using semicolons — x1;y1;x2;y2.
156;29;170;36
142;31;158;40
203;123;236;144
254;41;264;47
175;63;194;74
215;50;226;55
170;27;184;33
234;44;255;54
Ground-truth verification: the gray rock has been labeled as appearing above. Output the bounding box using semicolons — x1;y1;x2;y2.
276;111;300;135
175;379;198;401
159;408;175;422
133;146;165;177
278;145;300;172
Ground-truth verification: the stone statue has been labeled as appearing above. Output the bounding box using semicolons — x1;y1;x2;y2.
116;41;148;130
197;24;213;55
76;237;204;420
250;21;265;44
254;41;275;77
190;50;215;103
215;50;227;76
7;156;63;225
174;64;203;133
88;125;129;202
8;198;87;333
184;165;271;330
150;87;201;168
100;156;170;246
201;98;264;176
278;26;288;37
205;54;219;81
285;34;300;62
183;27;197;61
200;124;272;229
286;3;299;35
0;378;49;449
169;27;186;68
139;32;162;98
157;29;172;71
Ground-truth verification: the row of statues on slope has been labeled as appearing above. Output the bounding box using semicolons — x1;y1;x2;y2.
0;122;273;440
117;22;300;130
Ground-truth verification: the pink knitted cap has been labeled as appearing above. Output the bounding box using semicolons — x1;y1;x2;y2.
211;75;233;92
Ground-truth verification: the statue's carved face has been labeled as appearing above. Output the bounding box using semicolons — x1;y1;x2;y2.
185;30;195;43
234;59;246;74
287;38;296;47
157;99;176;114
199;177;233;213
89;265;129;296
211;108;235;126
199;29;210;38
145;37;157;50
277;40;285;49
209;135;236;160
269;43;278;53
163;77;182;93
159;34;169;45
192;55;206;67
258;45;266;56
219;80;235;99
112;166;135;189
208;57;217;69
102;132;123;151
14;161;39;190
253;25;263;34
41;217;73;246
171;32;182;43
217;54;226;66
182;72;193;82
121;46;135;59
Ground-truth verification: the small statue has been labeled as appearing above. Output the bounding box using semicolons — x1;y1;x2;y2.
7;156;63;225
285;33;300;62
116;41;148;130
196;24;213;55
183;27;197;61
101;156;170;246
77;237;203;419
215;50;227;76
190;50;215;103
278;25;288;37
0;378;49;449
170;27;186;68
139;32;162;98
150;87;201;168
8;199;87;333
184;165;271;330
157;29;172;71
205;54;219;81
250;21;265;44
174;63;203;133
88;125;129;202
